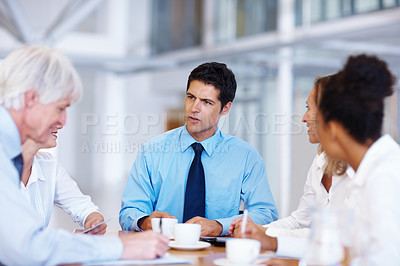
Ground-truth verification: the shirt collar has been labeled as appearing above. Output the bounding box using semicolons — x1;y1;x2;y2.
0;105;21;160
352;134;396;187
345;165;355;179
315;152;326;182
179;125;223;157
316;151;354;179
31;156;46;182
316;152;326;170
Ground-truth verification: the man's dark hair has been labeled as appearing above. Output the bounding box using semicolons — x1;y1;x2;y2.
186;62;237;111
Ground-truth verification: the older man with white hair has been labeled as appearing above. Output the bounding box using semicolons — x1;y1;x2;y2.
0;45;169;265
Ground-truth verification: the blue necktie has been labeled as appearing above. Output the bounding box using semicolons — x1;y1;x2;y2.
12;153;23;179
183;143;205;222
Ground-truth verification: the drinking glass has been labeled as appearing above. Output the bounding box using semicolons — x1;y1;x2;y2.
303;206;353;266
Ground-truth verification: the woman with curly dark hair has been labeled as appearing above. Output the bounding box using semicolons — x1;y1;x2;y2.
229;74;354;264
230;55;399;266
317;54;400;264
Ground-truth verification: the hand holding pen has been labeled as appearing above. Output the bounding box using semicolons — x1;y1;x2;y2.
228;199;262;237
81;215;118;234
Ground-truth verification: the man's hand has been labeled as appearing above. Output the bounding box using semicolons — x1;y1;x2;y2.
233;221;277;252
120;231;169;260
140;211;176;231
185;216;222;236
84;212;106;235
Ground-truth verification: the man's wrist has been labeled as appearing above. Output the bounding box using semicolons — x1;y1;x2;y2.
214;220;223;236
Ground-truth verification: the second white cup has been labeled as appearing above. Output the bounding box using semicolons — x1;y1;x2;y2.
226;238;261;264
151;218;178;239
174;223;201;246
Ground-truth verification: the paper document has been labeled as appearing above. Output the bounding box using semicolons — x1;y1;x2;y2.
81;216;118;234
84;253;193;265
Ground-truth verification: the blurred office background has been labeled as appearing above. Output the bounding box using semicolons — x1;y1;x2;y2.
0;0;399;231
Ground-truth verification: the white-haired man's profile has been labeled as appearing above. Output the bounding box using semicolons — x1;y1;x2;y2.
0;45;169;265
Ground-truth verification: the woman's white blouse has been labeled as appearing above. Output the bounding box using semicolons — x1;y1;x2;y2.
267;151;354;232
19;152;100;228
347;135;400;265
271;136;400;264
268;152;354;259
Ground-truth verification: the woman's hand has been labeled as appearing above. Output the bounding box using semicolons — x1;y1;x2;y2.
84;212;107;235
233;221;278;252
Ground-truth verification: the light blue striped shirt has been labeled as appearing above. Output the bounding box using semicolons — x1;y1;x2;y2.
120;126;278;235
0;106;122;265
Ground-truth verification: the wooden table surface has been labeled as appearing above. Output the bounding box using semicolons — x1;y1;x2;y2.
64;230;275;265
167;244;227;265
124;230;235;266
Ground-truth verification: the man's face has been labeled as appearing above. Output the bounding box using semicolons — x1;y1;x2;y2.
184;80;231;142
24;96;71;144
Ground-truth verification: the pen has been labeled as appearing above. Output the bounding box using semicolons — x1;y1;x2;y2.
241;199;249;235
160;218;163;235
81;215;117;234
241;208;248;235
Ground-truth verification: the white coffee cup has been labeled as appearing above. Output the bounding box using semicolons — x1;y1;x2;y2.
226;239;261;264
151;218;178;239
174;223;201;246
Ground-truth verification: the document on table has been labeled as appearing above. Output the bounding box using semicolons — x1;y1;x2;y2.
85;253;193;265
81;216;118;234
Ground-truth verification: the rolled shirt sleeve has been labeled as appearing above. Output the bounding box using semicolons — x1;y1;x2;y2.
54;160;101;227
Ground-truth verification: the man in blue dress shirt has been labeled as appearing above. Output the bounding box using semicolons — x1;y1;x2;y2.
0;45;168;265
119;62;278;236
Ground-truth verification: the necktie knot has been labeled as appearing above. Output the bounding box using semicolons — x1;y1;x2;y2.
191;142;204;155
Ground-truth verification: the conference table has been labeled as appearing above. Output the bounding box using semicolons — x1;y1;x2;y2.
65;230;277;266
164;244;231;265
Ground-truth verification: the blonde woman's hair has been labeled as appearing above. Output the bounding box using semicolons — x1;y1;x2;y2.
0;45;82;110
314;75;347;176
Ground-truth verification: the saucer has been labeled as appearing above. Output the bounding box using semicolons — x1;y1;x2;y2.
168;241;211;250
213;258;267;265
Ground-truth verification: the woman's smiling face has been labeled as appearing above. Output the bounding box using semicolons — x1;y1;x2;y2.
302;86;319;144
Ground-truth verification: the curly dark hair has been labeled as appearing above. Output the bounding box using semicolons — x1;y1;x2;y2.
319;54;395;143
187;62;237;111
